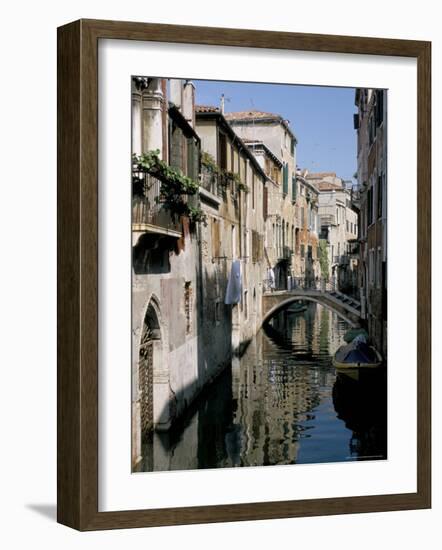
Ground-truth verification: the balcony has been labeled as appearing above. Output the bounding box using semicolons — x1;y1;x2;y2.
132;173;182;238
200;167;223;197
277;246;292;260
320;214;337;226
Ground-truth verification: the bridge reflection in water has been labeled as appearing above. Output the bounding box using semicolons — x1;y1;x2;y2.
135;302;387;472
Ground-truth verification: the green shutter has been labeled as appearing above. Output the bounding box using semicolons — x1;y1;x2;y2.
283;163;288;195
292;176;297;202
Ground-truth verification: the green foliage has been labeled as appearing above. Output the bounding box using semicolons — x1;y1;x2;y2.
201;151;249;193
201;151;221;175
318;239;330;281
133;150;206;226
237;180;250;193
223;171;249;193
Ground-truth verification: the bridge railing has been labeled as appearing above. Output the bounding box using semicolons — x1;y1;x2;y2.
288;277;336;292
263;276;339;293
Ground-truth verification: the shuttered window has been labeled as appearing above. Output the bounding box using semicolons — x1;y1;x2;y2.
252;231;263;263
263;186;268;220
212;218;220;259
291;176;297;202
282;163;288;196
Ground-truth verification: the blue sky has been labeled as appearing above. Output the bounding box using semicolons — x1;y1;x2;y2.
193;80;357;183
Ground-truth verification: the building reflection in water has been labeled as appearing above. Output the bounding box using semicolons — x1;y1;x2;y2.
135;302;387;472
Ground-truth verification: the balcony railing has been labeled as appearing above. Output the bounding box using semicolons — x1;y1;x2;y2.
277;245;292;260
200;168;223;197
320;214;337;226
132;172;182;236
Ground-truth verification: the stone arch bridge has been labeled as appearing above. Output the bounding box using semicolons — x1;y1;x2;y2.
262;288;363;328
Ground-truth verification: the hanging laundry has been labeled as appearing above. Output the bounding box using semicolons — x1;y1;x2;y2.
225;260;242;304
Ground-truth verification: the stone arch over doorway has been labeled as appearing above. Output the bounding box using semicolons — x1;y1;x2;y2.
138;297;161;436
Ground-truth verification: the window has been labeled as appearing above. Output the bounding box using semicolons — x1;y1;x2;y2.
377;174;383;219
367;187;373;226
375;91;384;127
292;176;297;202
244;290;248;319
211;218;220;258
263;186;268;220
215;301;221;325
184;282;192;335
231;224;236;259
369;249;375;286
252;172;255;209
300;244;305;259
368;113;376;146
252;230;263;263
282;163;288;196
301;207;305;228
376;247;382;288
219;132;227;170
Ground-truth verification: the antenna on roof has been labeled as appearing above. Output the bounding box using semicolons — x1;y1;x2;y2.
220;93;230;115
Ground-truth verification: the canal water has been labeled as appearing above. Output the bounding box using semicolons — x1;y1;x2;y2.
136;302;387;472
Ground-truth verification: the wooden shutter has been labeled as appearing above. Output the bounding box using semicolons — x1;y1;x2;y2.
212;218;220;258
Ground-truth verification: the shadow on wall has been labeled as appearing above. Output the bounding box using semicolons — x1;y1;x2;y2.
133;233;177;274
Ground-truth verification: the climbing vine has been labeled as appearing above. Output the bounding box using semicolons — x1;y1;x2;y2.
132;150;206;225
318;239;330;281
201;151;249;193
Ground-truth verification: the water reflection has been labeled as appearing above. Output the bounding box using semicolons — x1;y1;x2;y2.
135;302;387;472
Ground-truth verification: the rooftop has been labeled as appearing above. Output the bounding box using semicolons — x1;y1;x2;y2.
225;110;282;121
306;172;338;179
224;110;296;140
315;181;344;191
243;139;283;166
195;105;220;114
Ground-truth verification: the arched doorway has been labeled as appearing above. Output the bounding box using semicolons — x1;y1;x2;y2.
139;301;161;436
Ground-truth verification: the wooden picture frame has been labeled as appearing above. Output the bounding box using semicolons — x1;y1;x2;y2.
57;18;431;531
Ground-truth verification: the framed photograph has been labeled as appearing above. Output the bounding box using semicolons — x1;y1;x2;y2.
57;19;431;530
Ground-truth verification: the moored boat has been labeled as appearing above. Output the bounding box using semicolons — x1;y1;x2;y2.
343;327;369;344
333;335;383;371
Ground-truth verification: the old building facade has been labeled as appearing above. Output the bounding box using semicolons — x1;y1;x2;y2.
131;78;205;467
130;79;368;469
293;171;320;285
354;88;387;357
225;110;321;289
195;106;267;352
306;171;359;294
